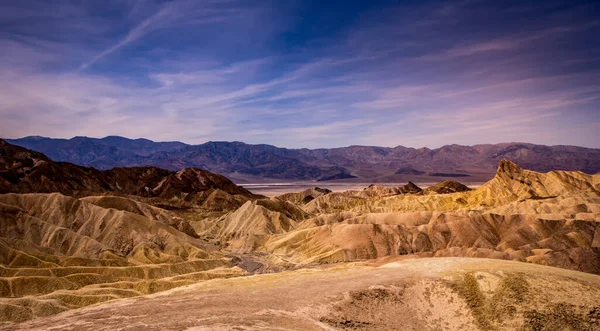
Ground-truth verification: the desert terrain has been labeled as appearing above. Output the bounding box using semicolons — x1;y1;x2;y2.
1;138;599;329
4;258;600;331
2;0;599;329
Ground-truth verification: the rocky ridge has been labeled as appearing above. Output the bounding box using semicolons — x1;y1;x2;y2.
0;139;259;201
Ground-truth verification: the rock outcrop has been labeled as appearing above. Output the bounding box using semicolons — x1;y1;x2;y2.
276;187;332;204
424;180;471;194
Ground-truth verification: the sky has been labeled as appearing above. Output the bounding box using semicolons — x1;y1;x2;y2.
0;0;599;149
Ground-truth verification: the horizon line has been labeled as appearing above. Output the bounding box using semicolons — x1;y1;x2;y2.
3;135;600;151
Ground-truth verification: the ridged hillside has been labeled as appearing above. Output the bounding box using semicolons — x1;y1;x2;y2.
1;138;599;326
198;160;600;275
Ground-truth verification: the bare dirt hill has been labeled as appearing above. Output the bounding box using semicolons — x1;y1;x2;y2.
3;258;599;331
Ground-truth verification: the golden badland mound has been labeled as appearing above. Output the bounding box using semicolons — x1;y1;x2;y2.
202;160;600;275
0;193;247;323
217;200;299;251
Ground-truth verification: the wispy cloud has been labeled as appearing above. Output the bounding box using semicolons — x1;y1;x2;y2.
80;0;245;70
420;21;600;61
0;0;598;148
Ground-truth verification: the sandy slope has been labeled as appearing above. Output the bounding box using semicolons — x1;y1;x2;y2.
0;193;248;324
2;258;599;331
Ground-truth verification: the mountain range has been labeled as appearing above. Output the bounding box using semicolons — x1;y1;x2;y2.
6;136;600;182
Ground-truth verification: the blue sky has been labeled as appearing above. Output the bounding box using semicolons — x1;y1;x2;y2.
1;0;599;148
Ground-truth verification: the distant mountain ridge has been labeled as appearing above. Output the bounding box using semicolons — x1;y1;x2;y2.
5;136;600;182
0;138;258;200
